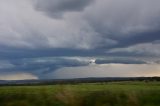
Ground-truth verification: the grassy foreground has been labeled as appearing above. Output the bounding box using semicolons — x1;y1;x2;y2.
0;81;160;106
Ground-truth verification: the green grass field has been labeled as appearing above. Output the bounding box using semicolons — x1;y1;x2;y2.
0;81;160;106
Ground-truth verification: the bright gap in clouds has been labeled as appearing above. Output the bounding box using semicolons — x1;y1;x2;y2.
45;63;160;79
0;73;38;80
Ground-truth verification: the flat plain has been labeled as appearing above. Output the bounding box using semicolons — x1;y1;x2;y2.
0;81;160;106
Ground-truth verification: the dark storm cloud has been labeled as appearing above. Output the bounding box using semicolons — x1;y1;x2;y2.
0;57;92;78
95;59;146;64
0;0;160;79
82;0;160;50
34;0;93;18
0;46;102;60
113;30;160;48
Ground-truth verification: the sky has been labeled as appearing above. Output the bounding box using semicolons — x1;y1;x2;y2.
0;0;160;80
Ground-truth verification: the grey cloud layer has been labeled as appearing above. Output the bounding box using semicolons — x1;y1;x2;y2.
0;0;99;49
1;0;160;51
0;0;160;79
84;0;160;48
34;0;93;18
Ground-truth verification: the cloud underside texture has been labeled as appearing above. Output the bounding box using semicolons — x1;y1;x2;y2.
0;0;160;79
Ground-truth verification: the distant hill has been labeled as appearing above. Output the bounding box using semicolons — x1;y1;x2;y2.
0;77;160;86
